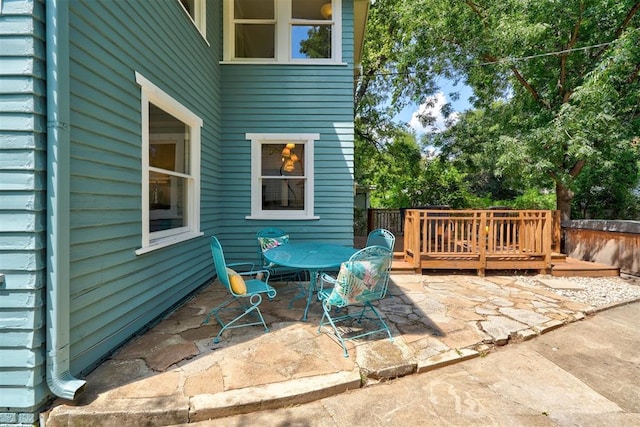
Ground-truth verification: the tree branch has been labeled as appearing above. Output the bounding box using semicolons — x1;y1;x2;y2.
355;74;371;107
559;3;584;101
593;2;640;59
627;63;640;84
465;0;486;23
569;159;586;178
616;2;640;38
355;128;384;151
355;55;388;107
484;54;551;109
511;65;551;108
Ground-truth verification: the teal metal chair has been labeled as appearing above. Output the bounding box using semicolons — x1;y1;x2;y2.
204;236;277;344
366;228;396;251
317;245;394;357
256;227;307;282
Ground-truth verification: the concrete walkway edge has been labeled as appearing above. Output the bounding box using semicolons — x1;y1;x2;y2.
190;370;362;422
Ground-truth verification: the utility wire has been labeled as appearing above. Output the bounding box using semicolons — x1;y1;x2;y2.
479;41;612;65
356;41;613;80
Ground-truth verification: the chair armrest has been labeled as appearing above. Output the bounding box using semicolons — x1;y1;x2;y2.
318;272;337;294
232;265;271;282
227;262;256;272
227;262;271;283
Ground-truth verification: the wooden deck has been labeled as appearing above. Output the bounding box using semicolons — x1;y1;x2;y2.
358;211;621;278
387;253;619;277
550;257;620;277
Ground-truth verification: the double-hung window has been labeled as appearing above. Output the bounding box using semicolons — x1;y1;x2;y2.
135;72;203;254
247;133;319;220
224;0;342;63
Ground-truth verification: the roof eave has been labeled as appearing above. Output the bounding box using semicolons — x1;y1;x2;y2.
353;0;370;79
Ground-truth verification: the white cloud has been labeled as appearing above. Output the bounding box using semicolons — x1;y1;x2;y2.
408;92;460;134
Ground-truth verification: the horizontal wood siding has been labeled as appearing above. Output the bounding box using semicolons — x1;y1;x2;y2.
0;0;48;412
219;1;356;261
66;0;222;374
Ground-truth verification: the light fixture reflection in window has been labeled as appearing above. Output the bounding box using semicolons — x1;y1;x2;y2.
320;3;332;19
281;143;299;173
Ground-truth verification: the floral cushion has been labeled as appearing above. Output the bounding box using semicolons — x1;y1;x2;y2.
258;235;289;268
257;235;289;252
326;256;390;307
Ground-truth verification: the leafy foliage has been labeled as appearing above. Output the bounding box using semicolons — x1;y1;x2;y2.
364;131;473;208
355;0;640;219
299;26;331;58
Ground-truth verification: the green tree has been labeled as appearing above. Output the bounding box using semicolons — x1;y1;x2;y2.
299;26;331;58
572;142;640;218
357;0;640;219
364;131;472;208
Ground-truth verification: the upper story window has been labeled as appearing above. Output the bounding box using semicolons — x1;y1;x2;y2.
224;0;342;63
135;72;203;254
246;133;319;220
179;0;207;39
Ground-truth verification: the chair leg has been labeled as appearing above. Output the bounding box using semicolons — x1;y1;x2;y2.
204;295;269;343
213;305;268;343
318;303;394;358
362;303;394;342
318;308;350;358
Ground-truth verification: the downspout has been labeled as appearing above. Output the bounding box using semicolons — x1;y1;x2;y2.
45;0;86;399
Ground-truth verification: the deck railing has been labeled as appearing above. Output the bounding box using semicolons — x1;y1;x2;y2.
403;209;560;275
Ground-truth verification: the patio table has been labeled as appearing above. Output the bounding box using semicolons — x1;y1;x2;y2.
263;242;357;321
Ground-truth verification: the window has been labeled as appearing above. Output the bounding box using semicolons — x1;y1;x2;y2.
246;133;319;220
224;0;342;63
179;0;207;39
135;72;203;254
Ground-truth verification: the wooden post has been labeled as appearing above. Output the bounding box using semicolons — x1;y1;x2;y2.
542;210;552;274
552;210;561;253
414;210;422;271
478;211;487;276
367;208;374;234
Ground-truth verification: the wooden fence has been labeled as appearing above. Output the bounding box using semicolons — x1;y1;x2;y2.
367;209;403;236
563;220;640;276
400;209;561;275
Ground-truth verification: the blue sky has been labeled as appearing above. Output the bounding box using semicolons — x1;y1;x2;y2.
396;79;474;135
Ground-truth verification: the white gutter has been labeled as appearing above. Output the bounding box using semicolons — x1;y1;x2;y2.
45;0;86;399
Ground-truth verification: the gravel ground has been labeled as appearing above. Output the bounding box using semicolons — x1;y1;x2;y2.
517;274;640;307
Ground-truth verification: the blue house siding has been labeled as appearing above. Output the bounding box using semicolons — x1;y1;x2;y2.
0;0;48;417
65;0;222;374
0;0;362;422
218;1;357;261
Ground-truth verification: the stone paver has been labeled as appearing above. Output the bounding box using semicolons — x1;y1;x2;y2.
44;272;616;426
538;277;586;290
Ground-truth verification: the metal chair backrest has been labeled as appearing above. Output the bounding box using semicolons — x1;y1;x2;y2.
257;227;287;240
366;228;396;252
210;236;232;292
328;245;393;308
348;245;393;300
256;227;289;263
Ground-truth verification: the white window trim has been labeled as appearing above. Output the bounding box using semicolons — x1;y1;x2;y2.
223;0;343;64
178;0;208;42
135;72;203;255
246;133;320;220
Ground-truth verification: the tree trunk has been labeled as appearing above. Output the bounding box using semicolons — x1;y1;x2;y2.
556;181;574;221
